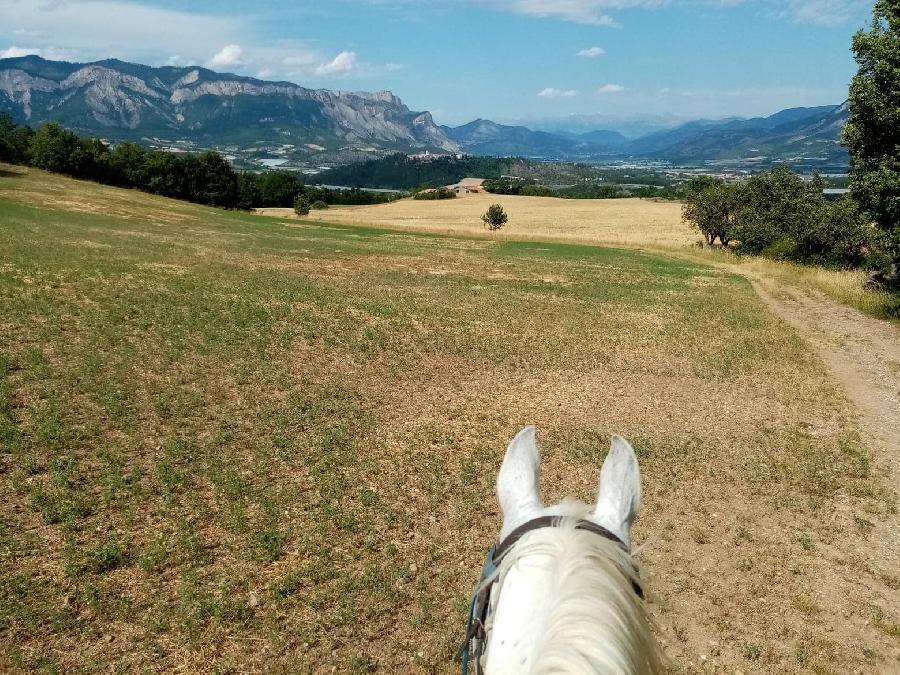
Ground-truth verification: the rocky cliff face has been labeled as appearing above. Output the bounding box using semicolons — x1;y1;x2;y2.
0;55;459;154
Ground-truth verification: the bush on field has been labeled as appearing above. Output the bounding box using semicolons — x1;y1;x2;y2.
311;200;329;210
414;187;456;200
294;195;311;216
481;203;508;231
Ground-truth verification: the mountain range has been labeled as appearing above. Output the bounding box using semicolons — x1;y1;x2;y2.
0;55;848;170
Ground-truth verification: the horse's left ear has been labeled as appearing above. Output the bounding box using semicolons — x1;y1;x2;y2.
590;435;641;549
497;426;544;540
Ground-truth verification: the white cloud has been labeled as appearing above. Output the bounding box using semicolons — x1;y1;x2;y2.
773;0;872;27
577;46;606;58
538;87;579;98
0;1;391;82
0;44;78;60
315;51;358;76
0;46;41;58
357;0;871;27
206;44;244;69
598;83;624;94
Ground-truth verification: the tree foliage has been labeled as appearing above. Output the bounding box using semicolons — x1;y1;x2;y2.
481;204;508;231
0;116;403;211
843;0;900;275
293;195;311;216
0;112;34;164
681;176;738;246
413;187;457;200
682;167;871;267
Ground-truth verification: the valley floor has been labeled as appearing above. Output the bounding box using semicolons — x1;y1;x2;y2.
1;167;898;673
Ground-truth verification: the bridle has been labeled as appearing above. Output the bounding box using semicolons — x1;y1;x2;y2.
457;516;644;675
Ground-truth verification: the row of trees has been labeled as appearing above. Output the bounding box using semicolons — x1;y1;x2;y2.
682;169;871;267
0;114;403;210
237;170;402;209
1;119;243;207
413;187;457;200
483;177;678;200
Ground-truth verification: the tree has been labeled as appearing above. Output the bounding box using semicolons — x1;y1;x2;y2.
260;171;304;207
237;173;262;210
29;123;96;177
730;166;822;256
294;195;311;216
843;0;900;279
0;113;33;165
681;176;738;246
481;204;508;231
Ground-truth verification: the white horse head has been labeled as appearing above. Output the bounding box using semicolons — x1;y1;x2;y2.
464;426;661;674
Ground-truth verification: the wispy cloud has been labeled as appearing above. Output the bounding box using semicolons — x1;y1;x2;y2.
0;0;393;81
356;0;872;27
538;87;579;98
577;46;606;58
598;83;624;94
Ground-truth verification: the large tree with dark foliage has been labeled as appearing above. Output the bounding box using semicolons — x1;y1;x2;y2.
843;0;900;278
0;113;34;164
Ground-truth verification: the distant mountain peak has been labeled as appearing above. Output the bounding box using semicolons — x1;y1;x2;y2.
0;54;459;162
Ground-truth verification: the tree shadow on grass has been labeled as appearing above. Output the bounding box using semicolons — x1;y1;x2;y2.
0;168;26;178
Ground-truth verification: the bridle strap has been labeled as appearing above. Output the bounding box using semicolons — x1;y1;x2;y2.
493;516;628;563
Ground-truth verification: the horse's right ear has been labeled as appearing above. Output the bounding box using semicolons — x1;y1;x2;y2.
497;426;544;540
591;435;641;549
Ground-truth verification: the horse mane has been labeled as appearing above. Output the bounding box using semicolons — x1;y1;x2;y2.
489;514;663;674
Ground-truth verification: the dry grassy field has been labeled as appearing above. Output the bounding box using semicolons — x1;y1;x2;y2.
259;191;692;249
2;167;898;673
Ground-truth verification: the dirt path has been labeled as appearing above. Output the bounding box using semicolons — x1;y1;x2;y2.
752;282;900;486
752;282;900;656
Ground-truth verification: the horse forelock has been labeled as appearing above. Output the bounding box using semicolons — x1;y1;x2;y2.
484;517;662;674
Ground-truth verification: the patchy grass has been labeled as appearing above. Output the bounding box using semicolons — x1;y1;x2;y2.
259;185;898;325
0;166;896;672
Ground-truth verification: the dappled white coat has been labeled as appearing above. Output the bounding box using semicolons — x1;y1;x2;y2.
482;427;661;674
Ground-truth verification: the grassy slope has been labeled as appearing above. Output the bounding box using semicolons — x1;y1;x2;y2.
0;167;896;672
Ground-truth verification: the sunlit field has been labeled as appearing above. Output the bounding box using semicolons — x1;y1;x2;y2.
259;190;692;249
1;167;897;673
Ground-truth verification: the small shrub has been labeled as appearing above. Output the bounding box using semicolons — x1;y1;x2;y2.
311;200;329;210
92;539;127;573
481;203;508;231
293;195;311;216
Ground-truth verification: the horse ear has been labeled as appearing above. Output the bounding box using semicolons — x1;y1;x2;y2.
496;426;544;539
591;435;641;548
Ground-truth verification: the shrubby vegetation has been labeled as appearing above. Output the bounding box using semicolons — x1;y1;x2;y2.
481;204;508;230
682;167;872;267
483;176;677;200
0;114;403;210
294;195;311;216
844;0;900;283
238;170;403;209
413;187;457;200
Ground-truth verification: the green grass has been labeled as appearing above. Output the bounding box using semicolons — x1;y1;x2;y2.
0;167;892;672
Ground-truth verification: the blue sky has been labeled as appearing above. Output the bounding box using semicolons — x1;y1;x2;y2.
0;0;875;126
